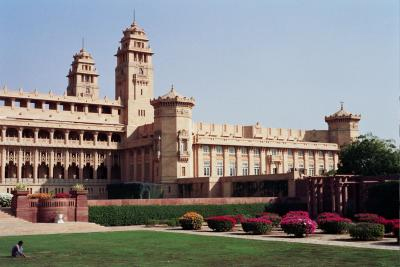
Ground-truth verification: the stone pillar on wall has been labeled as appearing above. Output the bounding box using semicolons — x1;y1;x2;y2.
1;127;6;142
64;150;69;179
198;145;204;177
33;149;38;182
106;151;112;182
313;151;318;175
141;148;145;182
107;133;112;147
133;150;137;180
335;178;343;215
304;151;309;176
93;132;98;146
210;145;217;177
260;148;266;175
282;149;288;173
79;150;84;180
49;150;54;179
341;178;348;215
18;128;22;143
324;152;329;173
79;131;84;146
11;190;37;222
0;147;5;183
236;148;242;176
248;148;254;175
293;150;298;172
65;130;69;145
49;129;54;145
333;153;339;170
17;148;22;182
93;151;98;180
70;190;88;222
223;147;229;177
34;128;39;144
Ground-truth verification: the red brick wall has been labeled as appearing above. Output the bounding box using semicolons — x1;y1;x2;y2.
88;197;277;206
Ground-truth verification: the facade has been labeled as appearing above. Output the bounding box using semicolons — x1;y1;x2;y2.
0;20;361;198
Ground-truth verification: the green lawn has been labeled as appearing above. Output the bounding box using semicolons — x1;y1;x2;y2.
0;231;398;267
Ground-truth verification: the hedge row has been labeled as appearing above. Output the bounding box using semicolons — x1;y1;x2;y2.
89;203;267;226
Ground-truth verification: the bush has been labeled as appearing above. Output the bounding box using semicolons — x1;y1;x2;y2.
349;223;384;241
241;218;273;235
206;216;236;232
354;213;386;225
179;212;204;230
229;214;246;224
0;193;13;207
54;193;70;198
284;211;309;218
89;203;266;226
281;216;317;237
256;212;281;227
318;217;352;234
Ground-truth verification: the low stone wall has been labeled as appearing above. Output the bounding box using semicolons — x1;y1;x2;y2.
11;190;88;223
88;197;276;206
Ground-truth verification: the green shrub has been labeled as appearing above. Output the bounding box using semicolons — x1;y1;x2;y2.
89;203;266;226
349;223;384;241
241;218;273;235
179;212;203;230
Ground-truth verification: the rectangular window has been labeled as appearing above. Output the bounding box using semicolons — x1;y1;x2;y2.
318;151;324;159
328;151;334;159
253;148;260;156
319;164;324;175
297;150;304;158
216;146;223;155
216;160;223;176
271;149;278;155
254;162;260;175
229;147;235;155
241;147;248;155
203;160;210;176
309;166;315;176
308;151;314;160
287;149;293;156
242;162;248;176
229;161;236;176
202;145;210;154
181;167;186;177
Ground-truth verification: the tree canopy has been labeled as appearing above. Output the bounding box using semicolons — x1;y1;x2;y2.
337;134;400;176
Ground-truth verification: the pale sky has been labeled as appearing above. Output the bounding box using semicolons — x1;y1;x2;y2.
0;0;398;143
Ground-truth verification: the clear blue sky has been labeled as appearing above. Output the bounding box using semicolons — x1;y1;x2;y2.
0;0;398;143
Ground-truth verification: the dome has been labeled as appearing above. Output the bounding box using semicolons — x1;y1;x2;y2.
160;85;183;99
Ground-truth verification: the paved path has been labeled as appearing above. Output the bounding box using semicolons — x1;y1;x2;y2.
1;209;398;251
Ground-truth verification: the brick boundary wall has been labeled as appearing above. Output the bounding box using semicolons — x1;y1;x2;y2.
88;197;277;206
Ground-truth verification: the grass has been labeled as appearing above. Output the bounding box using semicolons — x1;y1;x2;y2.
0;231;398;267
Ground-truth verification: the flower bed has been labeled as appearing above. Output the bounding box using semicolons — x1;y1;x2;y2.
241;218;273;235
256;212;281;227
317;212;352;234
349;223;385;241
0;192;13;207
354;213;386;225
206;216;236;232
179;212;204;230
281;211;316;237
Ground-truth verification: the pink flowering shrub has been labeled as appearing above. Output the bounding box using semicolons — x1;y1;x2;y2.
256;212;281;227
54;192;71;198
281;216;317;237
284;211;309;218
206;216;237;232
229;214;246;224
241;218;273;235
383;219;400;233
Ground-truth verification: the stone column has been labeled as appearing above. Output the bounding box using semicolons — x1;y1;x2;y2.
64;150;69;179
64;130;69;145
260;148;266;175
333;153;339;171
34;128;39;144
133;150;137;180
341;178;348;216
79;150;84;180
33;149;39;183
49;129;54;145
210;145;217;177
93;132;98;146
106;151;112;182
93;151;98;180
123;150;129;182
313;151;318;175
149;149;154;183
293;150;298;172
282;149;288;173
1;147;6;183
1;127;6;142
198;145;204;177
16;148;22;182
49;150;54;179
79;131;84;146
236;148;242;176
248;148;254;175
141;148;145;182
335;178;343;215
107;133;112;147
18;128;22;143
223;147;229;176
84;104;89;114
304;151;309;176
324;152;329;173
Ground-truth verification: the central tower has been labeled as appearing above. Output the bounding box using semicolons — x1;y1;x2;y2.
115;20;154;136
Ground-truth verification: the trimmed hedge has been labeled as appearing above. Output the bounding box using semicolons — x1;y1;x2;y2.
349;223;384;241
206;216;236;232
89;203;267;226
242;218;273;235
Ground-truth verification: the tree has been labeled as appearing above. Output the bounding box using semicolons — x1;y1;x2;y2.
337;134;400;176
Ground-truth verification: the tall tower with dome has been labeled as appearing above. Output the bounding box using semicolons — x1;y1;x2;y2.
115;20;154;136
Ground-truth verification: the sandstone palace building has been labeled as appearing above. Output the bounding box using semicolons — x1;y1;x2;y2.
0;20;361;198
